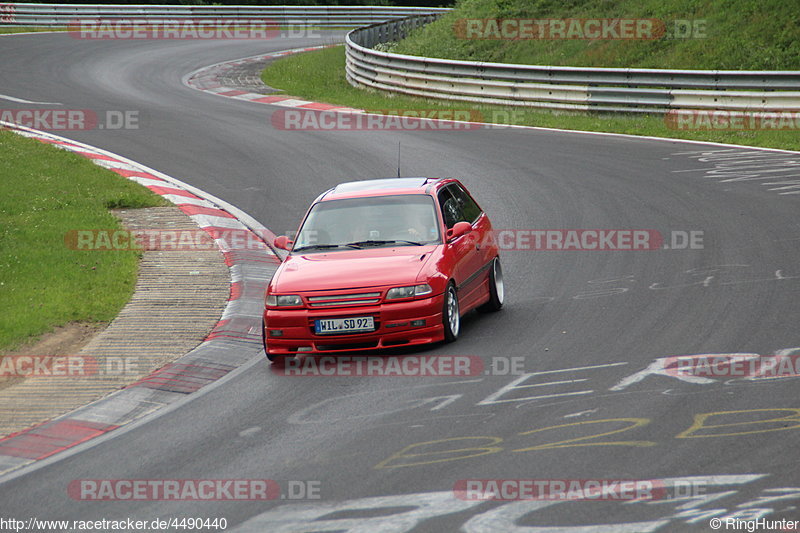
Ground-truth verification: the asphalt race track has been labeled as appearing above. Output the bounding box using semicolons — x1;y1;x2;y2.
1;31;799;531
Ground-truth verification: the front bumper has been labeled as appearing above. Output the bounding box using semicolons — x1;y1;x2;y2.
263;294;445;355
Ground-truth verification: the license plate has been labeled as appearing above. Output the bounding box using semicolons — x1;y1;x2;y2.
315;316;375;335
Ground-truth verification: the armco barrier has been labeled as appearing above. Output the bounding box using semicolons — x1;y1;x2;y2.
4;4;798;114
0;3;448;27
345;16;800;113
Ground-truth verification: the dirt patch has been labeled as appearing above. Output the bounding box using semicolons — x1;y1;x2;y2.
0;322;108;391
0;205;230;441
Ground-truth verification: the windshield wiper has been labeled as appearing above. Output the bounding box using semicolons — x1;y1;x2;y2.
292;243;362;252
345;239;425;247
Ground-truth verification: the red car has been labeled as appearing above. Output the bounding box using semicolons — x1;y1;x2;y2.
262;177;503;361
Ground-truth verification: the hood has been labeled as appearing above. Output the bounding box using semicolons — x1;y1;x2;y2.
271;246;437;293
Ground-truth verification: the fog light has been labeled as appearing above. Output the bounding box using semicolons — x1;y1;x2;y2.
410;320;426;327
269;330;283;337
297;347;313;352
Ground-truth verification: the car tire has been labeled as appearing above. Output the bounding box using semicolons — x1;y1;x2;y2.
478;257;504;313
442;283;460;342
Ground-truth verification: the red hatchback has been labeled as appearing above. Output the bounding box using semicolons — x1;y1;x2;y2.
262;177;503;361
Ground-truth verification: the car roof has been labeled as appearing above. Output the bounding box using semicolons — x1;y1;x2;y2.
317;177;450;202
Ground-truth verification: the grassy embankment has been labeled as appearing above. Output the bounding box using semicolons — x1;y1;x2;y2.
0;131;166;351
261;0;800;151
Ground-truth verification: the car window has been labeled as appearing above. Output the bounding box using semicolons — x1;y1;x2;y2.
450;184;483;223
293;194;442;250
438;188;464;229
438;184;482;228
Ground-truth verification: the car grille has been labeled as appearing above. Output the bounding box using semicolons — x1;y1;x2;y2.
306;292;382;308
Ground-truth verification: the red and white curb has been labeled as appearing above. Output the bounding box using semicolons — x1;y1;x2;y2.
183;44;800;170
0;121;280;477
184;44;363;113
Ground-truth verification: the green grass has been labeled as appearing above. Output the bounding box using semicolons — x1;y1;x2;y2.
394;0;800;70
0;130;167;351
261;46;800;151
0;26;65;35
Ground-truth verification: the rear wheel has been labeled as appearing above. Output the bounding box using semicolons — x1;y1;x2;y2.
478;257;504;313
442;284;460;342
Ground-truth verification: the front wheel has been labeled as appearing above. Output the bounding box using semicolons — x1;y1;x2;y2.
442;284;460;342
478;257;504;313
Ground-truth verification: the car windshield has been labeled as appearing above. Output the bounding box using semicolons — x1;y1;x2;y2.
292;194;441;252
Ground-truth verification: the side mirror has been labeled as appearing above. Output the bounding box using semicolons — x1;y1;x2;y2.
446;221;472;242
273;235;293;251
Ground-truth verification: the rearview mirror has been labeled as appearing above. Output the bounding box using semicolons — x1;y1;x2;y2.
446;221;472;241
273;235;293;251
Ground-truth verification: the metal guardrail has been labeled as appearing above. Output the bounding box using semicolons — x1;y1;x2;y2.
0;3;449;27
5;4;797;114
346;16;800;113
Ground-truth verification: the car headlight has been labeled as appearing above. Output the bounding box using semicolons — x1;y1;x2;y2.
266;294;303;307
386;284;433;300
